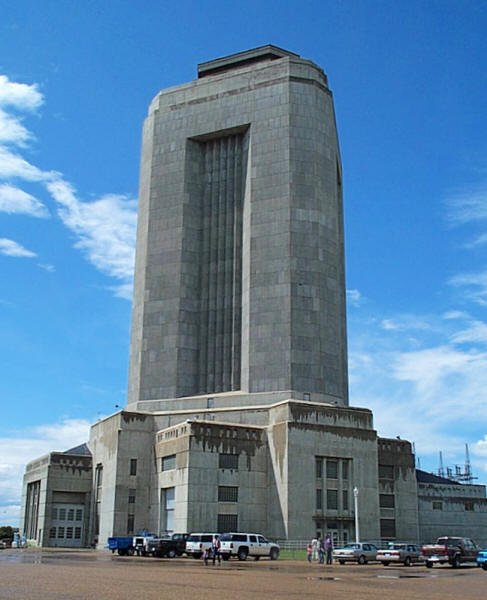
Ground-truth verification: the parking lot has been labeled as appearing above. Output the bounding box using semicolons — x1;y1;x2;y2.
0;548;485;600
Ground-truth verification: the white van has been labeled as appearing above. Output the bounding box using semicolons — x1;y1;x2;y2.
185;533;219;559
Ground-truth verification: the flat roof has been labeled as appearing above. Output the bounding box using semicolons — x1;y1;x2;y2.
197;44;299;78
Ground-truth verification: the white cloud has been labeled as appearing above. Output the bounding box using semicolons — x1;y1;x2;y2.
450;320;487;345
449;270;487;306
0;74;137;298
0;183;49;217
347;288;363;307
0;75;43;112
380;315;432;332
0;418;91;527
446;187;487;225
0;238;36;258
46;179;137;294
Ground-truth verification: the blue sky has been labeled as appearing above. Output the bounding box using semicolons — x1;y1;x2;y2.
1;1;486;526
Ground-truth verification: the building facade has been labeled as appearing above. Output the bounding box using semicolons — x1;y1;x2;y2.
21;46;487;548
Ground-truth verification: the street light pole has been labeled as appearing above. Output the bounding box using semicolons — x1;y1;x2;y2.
353;486;359;543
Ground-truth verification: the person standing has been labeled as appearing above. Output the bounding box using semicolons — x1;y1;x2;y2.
311;536;319;561
325;533;333;565
306;542;313;563
212;534;221;565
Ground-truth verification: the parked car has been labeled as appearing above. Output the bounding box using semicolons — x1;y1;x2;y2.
420;536;479;568
219;533;280;561
107;536;135;556
186;533;220;559
476;548;487;570
376;543;422;566
147;533;189;558
333;542;378;565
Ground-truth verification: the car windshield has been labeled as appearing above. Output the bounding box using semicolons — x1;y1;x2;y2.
387;543;405;550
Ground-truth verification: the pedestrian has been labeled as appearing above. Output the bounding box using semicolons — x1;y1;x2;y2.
306;542;313;563
203;546;210;565
325;533;333;565
318;537;325;564
212;534;221;565
311;536;319;561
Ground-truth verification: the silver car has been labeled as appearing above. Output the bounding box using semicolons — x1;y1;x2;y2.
333;542;378;564
377;542;422;566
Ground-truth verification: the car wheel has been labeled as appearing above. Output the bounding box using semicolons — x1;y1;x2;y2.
270;548;279;561
482;564;487;571
254;556;260;561
237;548;248;561
451;555;460;568
358;555;366;565
404;557;411;567
382;561;390;567
127;547;134;556
168;548;177;559
339;560;345;565
117;549;124;556
426;561;433;568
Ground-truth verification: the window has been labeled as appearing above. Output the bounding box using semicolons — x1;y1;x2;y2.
379;494;395;508
163;487;175;532
342;461;349;479
161;454;176;471
49;527;56;538
76;509;83;521
51;507;58;520
379;465;394;480
465;501;474;511
315;458;323;479
130;458;137;476
127;514;135;535
326;460;338;479
128;489;136;504
342;489;349;510
57;527;65;538
432;501;443;511
219;453;239;470
74;527;81;539
217;513;238;533
66;527;73;539
59;508;66;521
67;509;74;521
380;519;396;538
218;486;238;502
316;489;322;510
327;489;338;510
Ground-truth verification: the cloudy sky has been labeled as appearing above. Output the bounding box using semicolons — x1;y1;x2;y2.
1;1;486;526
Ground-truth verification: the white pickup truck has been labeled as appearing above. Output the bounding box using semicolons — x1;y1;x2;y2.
219;533;280;561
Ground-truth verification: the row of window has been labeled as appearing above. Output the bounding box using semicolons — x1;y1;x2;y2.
432;500;475;511
316;489;348;511
160;452;239;472
49;526;82;539
315;458;349;480
51;508;83;522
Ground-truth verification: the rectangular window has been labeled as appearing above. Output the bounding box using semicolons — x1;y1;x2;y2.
217;513;238;533
130;458;137;476
316;489;322;510
49;527;56;538
127;514;135;535
75;509;83;521
379;465;394;479
218;486;238;502
161;455;176;471
327;489;338;510
219;453;239;470
66;527;73;539
465;501;474;511
342;489;349;510
163;487;175;532
74;527;81;539
342;460;349;479
59;508;66;521
326;460;338;479
51;507;58;520
67;509;74;521
380;519;396;538
432;501;443;511
379;494;395;508
315;458;323;478
57;527;65;538
128;489;136;504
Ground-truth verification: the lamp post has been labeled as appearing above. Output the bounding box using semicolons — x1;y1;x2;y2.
353;486;359;543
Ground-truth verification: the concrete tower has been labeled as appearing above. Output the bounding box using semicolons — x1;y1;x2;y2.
127;45;348;410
